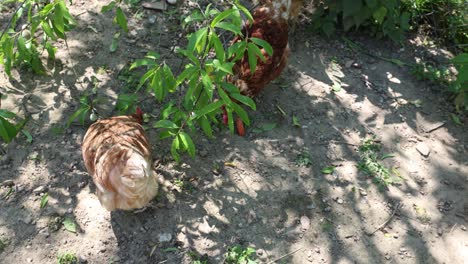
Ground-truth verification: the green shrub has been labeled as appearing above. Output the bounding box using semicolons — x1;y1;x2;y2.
450;53;468;111
0;0;75;76
401;0;467;52
310;0;410;42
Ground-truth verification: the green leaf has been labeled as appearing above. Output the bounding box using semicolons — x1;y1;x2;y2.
232;103;250;126
162;63;176;92
154;120;179;129
372;6;387;24
115;7;128;32
0;110;17;119
199;116;213;138
261;123;276;131
41;21;57;40
452;54;468;64
171;137;181;162
115;93;137;113
192;100;224;119
130;58;157;70
53;4;65;34
321;166;336;174
110;37;119;52
212;59;233;74
0;116;19;143
250;37;273;56
247;43;265;74
215;21;241;35
230;93;256;110
332;83;342;92
201;70;213;100
40;193;49;208
151;68;166;102
235;2;253;23
22;130;33;143
67;106;90;127
451;113;462;125
217;86;233;107
210;32;225;61
211;9;236;28
179;132;195;158
292;115;300;127
62;218;77;233
101;1;116;13
188;27;208;54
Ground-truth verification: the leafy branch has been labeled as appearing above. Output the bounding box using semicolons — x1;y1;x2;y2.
131;1;270;161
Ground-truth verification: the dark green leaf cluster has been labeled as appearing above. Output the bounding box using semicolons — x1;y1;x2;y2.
310;0;410;42
0;0;76;76
131;1;271;161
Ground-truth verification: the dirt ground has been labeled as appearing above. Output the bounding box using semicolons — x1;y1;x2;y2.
1;0;467;263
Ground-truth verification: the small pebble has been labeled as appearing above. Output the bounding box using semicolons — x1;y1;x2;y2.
158;233;172;243
336;198;344;204
33;186;47;194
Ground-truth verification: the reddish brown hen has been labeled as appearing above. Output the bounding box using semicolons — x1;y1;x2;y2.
82;108;158;211
226;0;304;135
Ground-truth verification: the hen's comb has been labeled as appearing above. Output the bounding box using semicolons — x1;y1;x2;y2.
136;107;143;116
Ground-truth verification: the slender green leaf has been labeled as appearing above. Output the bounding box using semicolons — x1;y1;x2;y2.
201;70;213;100
250;37;273;56
179;132;195;158
321;166;336;174
232;103;250;126
215;21;241;35
230;93;256;110
101;1;116;13
62;218;77;233
192;100;224;119
115;7;128;32
154;120;179;129
199;116;213;138
22;130;33;143
171;137;181;162
210;32;225;61
40;193;48;208
0;117;19;143
211;9;236;28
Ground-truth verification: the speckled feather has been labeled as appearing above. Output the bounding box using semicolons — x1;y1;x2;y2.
82;114;158;211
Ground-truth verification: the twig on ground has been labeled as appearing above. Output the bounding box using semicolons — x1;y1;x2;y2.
367;202;402;236
267;247;303;264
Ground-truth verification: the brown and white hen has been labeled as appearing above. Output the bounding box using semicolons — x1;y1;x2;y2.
82;108;158;211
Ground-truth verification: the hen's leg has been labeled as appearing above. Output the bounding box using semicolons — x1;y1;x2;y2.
221;105;228;125
236;117;245;136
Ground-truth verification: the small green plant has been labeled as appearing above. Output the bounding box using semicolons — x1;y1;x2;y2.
225;245;257;264
0;0;76;76
401;0;467;52
411;62;450;84
40;193;49;208
0;237;8;253
357;137;402;190
450;53;468;111
131;1;269;162
0;109;28;143
57;252;77;264
295;151;312;167
188;251;208;264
